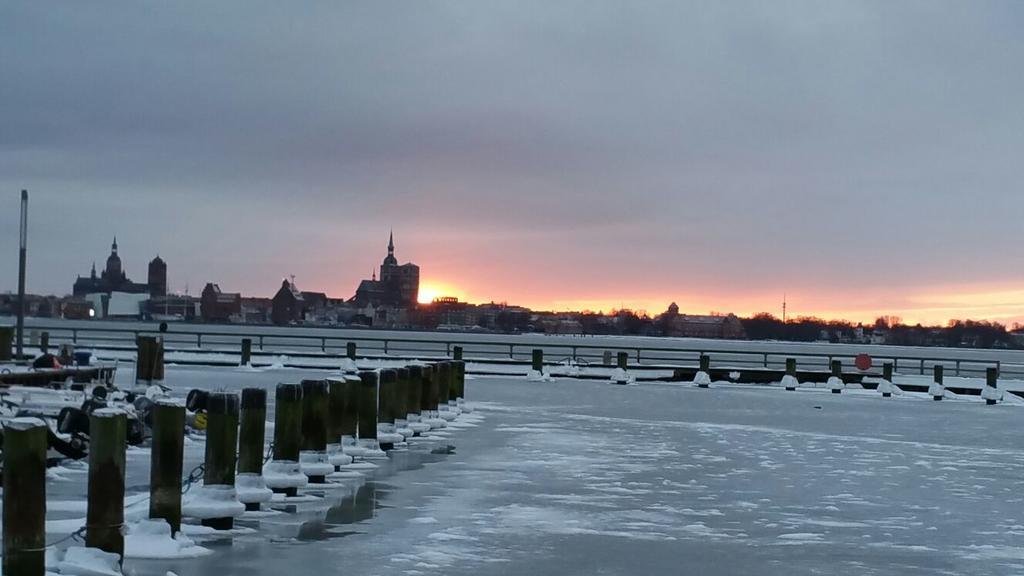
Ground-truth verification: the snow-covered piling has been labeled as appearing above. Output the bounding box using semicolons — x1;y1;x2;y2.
325;378;354;470
782;358;799;391
199;393;241;529
87;408;127;560
265;384;306;496
828;360;844;394
3;417;47;576
150;399;186;532
983;367;1002;405
532;349;544;373
300;380;332;483
240;338;252;366
930;365;945;401
880;363;894;397
238;388;272;511
338;375;362;459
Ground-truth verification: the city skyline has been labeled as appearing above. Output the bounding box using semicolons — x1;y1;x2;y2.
3;3;1024;325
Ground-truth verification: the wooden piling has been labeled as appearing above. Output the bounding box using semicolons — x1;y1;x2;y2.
326;379;347;445
0;325;12;361
340;377;359;440
699;354;710;372
240;338;253;366
149;400;185;533
830;360;843;394
603;350;612;365
378;369;398;450
453;346;463;361
300;379;329;483
986;367;999;405
933;365;944;401
271;383;303;496
347;342;357;360
881;362;894;397
87;409;127;559
421;364;436;414
40;331;49;353
358;371;379;441
238;388;267;511
136;335;165;384
395;367;410;422
784;358;797;391
617;351;629;370
532;349;543;373
408;365;424;420
454;360;466;401
436;362;451;407
3;418;47;576
203;392;240;529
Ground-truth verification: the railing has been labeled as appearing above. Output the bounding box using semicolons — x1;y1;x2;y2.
11;323;1021;379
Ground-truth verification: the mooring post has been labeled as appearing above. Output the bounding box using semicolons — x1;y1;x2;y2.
87;409;127;560
347;342;357;360
358;370;380;450
617;351;629;370
266;383;306;496
453;345;463;361
136;335;156;384
300;379;331;483
830;360;843;394
240;338;252;366
985;367;1000;405
326;379;346;446
3;418;47;576
340;376;360;443
394;367;412;438
377;369;398;450
881;362;894;397
454;360;466;405
202;392;240;529
784;358;797;391
149;400;185;533
532;349;543;373
406;365;428;435
436;361;456;421
40;331;49;353
0;326;13;362
699;354;710;372
238;388;271;511
932;365;945;401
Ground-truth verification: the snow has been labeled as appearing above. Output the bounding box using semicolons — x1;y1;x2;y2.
779;374;799;389
691;371;711;386
181;484;245;520
262;460;308;490
526;369;552;382
610;368;635;385
4;416;46;430
57;547;121;576
123;519;212;559
299;451;335;477
826;376;844;391
235;472;273;505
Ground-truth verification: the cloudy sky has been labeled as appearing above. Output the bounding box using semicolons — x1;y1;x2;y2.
2;1;1023;324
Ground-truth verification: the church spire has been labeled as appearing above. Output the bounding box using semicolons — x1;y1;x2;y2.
388;230;394;255
112;236;118;254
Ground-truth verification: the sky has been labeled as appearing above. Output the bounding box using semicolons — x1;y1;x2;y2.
2;1;1024;326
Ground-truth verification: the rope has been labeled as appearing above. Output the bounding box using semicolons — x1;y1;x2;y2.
263;441;275;464
182;463;206;494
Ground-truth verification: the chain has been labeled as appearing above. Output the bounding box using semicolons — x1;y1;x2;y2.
263;441;275;464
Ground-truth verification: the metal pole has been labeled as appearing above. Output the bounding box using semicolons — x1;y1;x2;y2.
16;190;28;361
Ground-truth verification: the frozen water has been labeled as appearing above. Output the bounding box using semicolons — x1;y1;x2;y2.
15;365;1024;575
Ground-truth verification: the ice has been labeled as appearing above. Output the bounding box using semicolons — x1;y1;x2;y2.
262;460;308;490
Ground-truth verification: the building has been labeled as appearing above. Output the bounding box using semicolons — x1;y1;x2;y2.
657;303;746;339
271;278;304;325
72;238;158;297
148;256;167;297
201;283;242;322
352;232;420;308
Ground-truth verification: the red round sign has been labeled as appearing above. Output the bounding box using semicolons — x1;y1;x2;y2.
855;354;873;371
